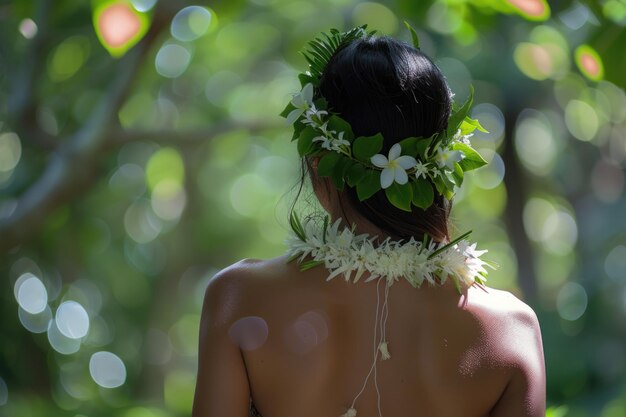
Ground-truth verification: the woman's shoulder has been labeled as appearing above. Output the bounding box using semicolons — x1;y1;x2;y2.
201;256;295;315
206;255;293;287
463;284;544;370
467;285;540;330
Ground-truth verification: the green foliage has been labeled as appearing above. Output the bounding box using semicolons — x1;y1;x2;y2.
2;0;625;416
300;25;377;87
353;134;384;162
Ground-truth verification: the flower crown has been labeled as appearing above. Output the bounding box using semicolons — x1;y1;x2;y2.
280;23;489;212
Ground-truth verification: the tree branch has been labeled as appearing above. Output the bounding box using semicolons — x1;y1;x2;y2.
105;121;283;149
0;3;172;255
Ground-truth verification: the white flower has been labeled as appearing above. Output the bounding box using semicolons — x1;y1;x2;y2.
285;213;493;291
452;128;473;145
435;145;465;170
313;134;333;150
286;83;314;125
303;105;328;127
414;160;430;180
313;130;350;152
330;131;350;151
370;143;418;189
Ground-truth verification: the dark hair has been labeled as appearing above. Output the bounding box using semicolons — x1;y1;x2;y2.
290;34;453;243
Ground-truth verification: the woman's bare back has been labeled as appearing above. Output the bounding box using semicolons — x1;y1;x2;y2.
193;256;545;417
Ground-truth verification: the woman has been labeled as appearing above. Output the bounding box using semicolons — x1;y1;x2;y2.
192;26;545;417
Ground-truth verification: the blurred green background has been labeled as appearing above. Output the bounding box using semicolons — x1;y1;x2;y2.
1;0;625;416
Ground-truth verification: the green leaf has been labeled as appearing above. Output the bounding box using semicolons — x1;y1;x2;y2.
292;118;305;141
327;115;354;141
451;143;488;171
451;162;464;186
353;134;384;163
298;73;316;87
415;137;432;159
356;170;381;200
399;137;419;157
446;86;475;139
346;163;367;187
411;177;434;209
280;102;295;118
317;152;341;177
460;117;488;135
300;259;325;271
385;182;413;212
427;229;472;260
289;211;306;241
334;155;353;178
297;127;317;156
404;20;420;49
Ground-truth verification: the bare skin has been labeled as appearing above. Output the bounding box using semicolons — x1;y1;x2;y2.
192;159;546;417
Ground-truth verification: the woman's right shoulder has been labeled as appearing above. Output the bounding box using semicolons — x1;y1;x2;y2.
468;286;546;416
468;285;545;390
472;285;541;334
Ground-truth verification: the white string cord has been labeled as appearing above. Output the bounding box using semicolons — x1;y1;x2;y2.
374;280;391;416
341;277;384;417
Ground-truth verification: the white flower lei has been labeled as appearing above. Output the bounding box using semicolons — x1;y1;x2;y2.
285;215;494;292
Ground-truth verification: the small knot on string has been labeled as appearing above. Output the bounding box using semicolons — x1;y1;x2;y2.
340;407;357;417
378;340;391;360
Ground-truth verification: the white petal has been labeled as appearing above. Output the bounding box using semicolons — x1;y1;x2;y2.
302;83;314;104
381;168;394;189
394;168;408;184
371;154;389;168
450;150;464;162
291;94;303;108
396;155;418;169
389;143;402;160
286;108;303;125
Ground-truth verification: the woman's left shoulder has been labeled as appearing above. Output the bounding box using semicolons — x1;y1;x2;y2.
202;256;291;317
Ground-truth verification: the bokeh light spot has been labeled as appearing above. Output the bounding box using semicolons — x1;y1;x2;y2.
507;0;550;21
99;3;140;47
55;301;90;339
15;273;48;314
427;2;463;35
556;282;588;321
155;43;191;78
228;316;269;351
163;370;195;413
124;199;162;243
19;18;38;39
352;2;398;34
48;36;90;81
575;45;604;81
47;319;81;355
515;110;557;175
151;179;187;221
565;100;599;141
94;1;150;57
171;6;214;41
472;149;505;190
283;310;329;355
605;245;626;281
514;43;553;80
229;174;272;218
131;0;157;12
89;351;127;388
18;305;52;334
146;147;185;191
